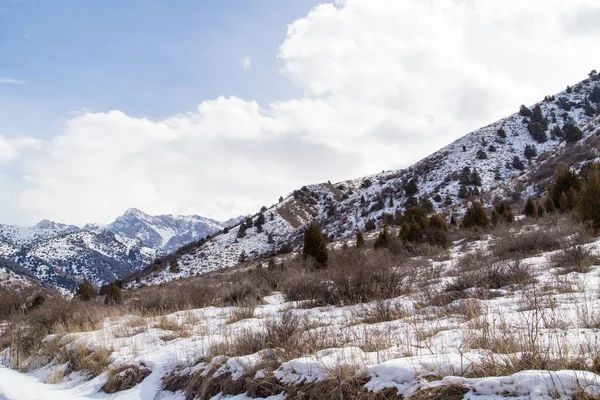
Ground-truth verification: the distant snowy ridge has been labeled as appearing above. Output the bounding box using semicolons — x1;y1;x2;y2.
0;209;226;291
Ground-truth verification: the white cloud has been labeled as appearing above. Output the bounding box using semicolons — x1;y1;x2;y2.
0;78;24;85
4;0;600;225
241;57;252;69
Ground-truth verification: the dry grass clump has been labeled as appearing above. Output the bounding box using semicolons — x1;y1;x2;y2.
101;364;151;393
358;300;410;324
56;344;112;378
227;305;256;324
216;312;305;359
552;244;597;274
407;383;469;400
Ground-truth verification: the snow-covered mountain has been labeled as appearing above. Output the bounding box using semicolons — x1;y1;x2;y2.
128;73;600;286
107;208;223;254
0;209;225;291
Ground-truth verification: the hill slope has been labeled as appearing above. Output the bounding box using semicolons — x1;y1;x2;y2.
130;74;600;286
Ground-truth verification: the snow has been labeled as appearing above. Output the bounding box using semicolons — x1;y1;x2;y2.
5;226;600;398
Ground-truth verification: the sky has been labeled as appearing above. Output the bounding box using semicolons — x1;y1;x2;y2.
1;0;600;226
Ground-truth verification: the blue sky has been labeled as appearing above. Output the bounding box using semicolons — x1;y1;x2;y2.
0;0;320;139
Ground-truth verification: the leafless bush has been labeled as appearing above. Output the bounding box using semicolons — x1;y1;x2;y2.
446;251;532;293
281;248;411;306
552;245;597;274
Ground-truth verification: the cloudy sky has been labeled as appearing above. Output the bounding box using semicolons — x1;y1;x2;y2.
1;0;600;226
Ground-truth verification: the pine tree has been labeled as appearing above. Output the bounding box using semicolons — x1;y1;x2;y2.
365;219;376;231
268;233;274;244
374;225;392;249
404;179;418;196
356;231;365;248
524;144;537;160
104;284;122;305
303;223;328;267
536;202;545;218
237;223;247;238
461;202;489;229
389;196;394;207
75;280;96;301
577;164;600;231
256;213;266;226
524;197;537;218
564;123;583;143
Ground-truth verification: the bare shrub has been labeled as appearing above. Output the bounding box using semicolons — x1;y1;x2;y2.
281;248;410;306
552;245;597;274
446;251;532;293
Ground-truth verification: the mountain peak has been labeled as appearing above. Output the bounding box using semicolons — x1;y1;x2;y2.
123;208;149;217
33;219;77;231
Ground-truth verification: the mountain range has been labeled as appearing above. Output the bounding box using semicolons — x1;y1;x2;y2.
0;209;226;291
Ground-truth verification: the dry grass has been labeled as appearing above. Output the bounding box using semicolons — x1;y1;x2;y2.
408;383;469;400
227;305;256;324
101;364;151;393
56;344;112;378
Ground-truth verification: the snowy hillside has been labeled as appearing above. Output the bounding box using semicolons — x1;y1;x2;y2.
4;216;600;399
131;74;600;286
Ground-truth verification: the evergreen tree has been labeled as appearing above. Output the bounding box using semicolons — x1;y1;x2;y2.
360;195;366;205
536;202;545;218
563;123;583;143
256;213;266;226
237;223;247;238
75;280;96;301
545;195;556;213
404;178;419;196
374;225;392;249
444;195;453;206
471;169;482;186
458;185;469;199
519;105;532;117
461;202;489;229
356;231;365;248
512;156;525;170
104;284;122;305
365;219;376;231
550;165;580;210
279;196;284;203
303;223;328;267
590;86;600;104
524;144;537;160
524;197;537;218
577;164;600;231
389;196;394;207
476;149;488;160
268;233;274;244
497;127;507;139
528;122;548;143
